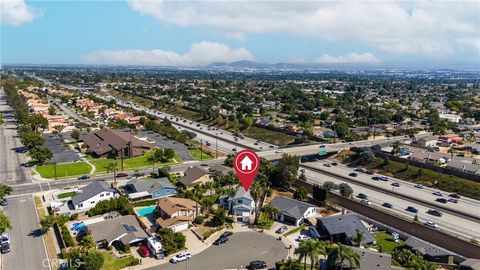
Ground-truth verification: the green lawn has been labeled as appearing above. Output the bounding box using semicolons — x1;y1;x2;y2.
88;150;182;174
189;148;214;161
57;191;78;199
283;224;307;237
100;252;139;270
36;162;92;179
374;232;405;254
242;126;295;146
258;212;274;229
364;157;480;200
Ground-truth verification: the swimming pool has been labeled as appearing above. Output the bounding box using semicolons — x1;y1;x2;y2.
71;222;85;231
136;206;156;217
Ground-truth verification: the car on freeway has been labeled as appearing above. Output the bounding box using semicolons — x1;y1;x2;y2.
1;242;10;254
296;235;309;242
354;167;364;172
424;221;438;229
276;226;288;234
391;182;400;187
319;145;326;148
379;176;388;181
247;260;267;269
406;206;418;213
77;175;90;180
427;209;443;217
254;142;259;145
331;162;338;166
448;198;458;203
382;202;393;208
275;149;283;153
170;250;192;263
138;245;151;257
0;199;8;206
432;191;443;196
349;172;358;177
436;198;448;203
324;163;332;167
213;236;228;245
372;176;380;181
116;172;128;178
415;184;423;189
358;193;369;200
361;199;371;205
449;193;461;199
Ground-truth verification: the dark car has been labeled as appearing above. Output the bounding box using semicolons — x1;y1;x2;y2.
248;260;267;269
331;162;338;166
391;182;400;187
406;206;418;213
382;202;393;208
213;237;228;245
449;193;461;199
358;193;368;200
116;172;128;178
371;176;380;181
427;209;443;217
349;172;358;177
77;175;90;180
1;242;10;254
0;199;7;206
219;231;233;238
436;198;448;203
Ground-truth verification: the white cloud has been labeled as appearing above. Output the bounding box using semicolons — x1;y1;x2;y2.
127;0;480;58
82;41;254;66
0;0;41;26
315;53;381;64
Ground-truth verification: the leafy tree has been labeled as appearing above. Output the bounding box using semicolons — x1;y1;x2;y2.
80;252;104;270
243;115;254;129
0;184;12;199
48;105;57;115
104;161;118;185
80;235;96;254
351;229;366;247
322;181;338;191
262;202;279;220
157;228;186;255
0;114;3;126
39;215;56;232
20;131;44;149
30;146;53;165
279;258;302;270
313;185;328;203
339;183;354;198
0;211;12;234
293;187;308;201
164;148;175;160
269;154;299;190
211;207;229;227
71;129;80;141
29;114;48;132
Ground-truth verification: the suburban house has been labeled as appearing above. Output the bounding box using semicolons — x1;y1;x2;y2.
155;197;199;232
337;247;392;270
220;187;255;222
86;215;148;247
80;128;154;158
408;149;450;164
458;259;480;270
465;143;480;155
415;136;438;148
70;181;119;211
271;196;317;226
447;158;480;175
314;214;375;246
179;166;211;188
209;164;233;176
125;178;177;200
405;237;458;264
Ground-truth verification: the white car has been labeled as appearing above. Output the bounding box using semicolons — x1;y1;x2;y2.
296;235;309;242
170;250;192;263
0;233;10;244
424;221;438;229
275;149;283;153
361;199;371;205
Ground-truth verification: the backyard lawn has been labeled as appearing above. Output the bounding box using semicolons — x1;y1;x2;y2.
258;213;274;229
100;252;139;270
36;162;92;179
189;147;214;161
57;191;78;199
88;150;182;174
374;232;405;254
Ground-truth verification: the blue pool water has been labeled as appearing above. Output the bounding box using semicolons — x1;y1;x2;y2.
136;206;156;217
71;222;85;231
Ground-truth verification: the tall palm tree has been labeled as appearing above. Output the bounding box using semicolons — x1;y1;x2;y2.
80;235;96;254
250;180;268;224
416;260;438;270
104;160;118;186
280;258;301;270
307;239;327;270
295;240;311;270
148;154;159;174
329;244;361;270
351;229;366;247
262;202;279;221
192;185;204;217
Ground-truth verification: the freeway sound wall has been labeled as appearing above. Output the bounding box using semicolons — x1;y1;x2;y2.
294;180;480;259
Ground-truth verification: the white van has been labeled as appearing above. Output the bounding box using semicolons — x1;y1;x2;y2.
146;236;164;259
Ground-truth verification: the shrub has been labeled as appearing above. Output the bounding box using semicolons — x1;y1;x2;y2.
194;215;204;225
61;225;75;247
70;213;79;220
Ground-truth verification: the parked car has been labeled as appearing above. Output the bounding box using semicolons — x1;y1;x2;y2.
296;235;309;242
248;260;267;269
427;209;443;217
382;202;393;208
391;182;400;187
331;162;338;166
219;231;233;238
449;193;461;199
319;145;326;148
424;221;438;229
432;191;444;196
116;172;128;178
1;233;10;244
77;175;90;180
406;206;418;213
349;172;358;177
138;245;151;257
170;250;192;263
1;242;10;254
276;226;288;234
436;198;448;203
213;236;228;245
0;199;8;206
414;184;423;189
324;163;332;167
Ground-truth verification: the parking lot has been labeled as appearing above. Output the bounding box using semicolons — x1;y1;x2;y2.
43;134;80;163
137;130;194;161
149;231;288;270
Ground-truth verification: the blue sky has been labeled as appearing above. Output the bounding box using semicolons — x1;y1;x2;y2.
1;0;479;67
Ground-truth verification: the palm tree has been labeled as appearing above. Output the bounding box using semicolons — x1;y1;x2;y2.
192;185;204;217
392;141;401;155
80;235;96;254
416;260;438;270
448;145;456;159
280;258;301;270
262;202;279;221
295;239;327;270
329;244;361;270
295;240;310;270
351;229;366;247
148;153;160;174
104;160;118;185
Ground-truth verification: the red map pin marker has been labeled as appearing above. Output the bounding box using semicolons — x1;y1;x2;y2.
234;149;260;191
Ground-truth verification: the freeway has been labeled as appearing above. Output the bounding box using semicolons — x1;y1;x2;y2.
302;160;480;220
301;165;480;241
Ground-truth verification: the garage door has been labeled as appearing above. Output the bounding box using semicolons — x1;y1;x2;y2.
172;222;189;232
283;215;298;225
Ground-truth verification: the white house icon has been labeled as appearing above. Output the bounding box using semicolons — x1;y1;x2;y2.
240;156;253;171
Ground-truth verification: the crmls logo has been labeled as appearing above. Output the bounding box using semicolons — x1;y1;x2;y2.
43;258;82;269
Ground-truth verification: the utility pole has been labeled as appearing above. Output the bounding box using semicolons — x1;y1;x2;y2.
120;147;124;171
215;133;218;159
200;139;203;161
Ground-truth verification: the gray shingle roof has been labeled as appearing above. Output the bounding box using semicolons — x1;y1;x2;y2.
350;247;392;270
86;215;148;244
272;196;316;220
180;166;209;187
405;237;454;257
316;214;375;244
233;187;253;201
126;177;175;194
71;181;115;206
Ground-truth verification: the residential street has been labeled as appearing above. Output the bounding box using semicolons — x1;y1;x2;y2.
2;196;49;270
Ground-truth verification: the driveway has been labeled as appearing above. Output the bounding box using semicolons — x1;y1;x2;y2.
148;231;288;270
